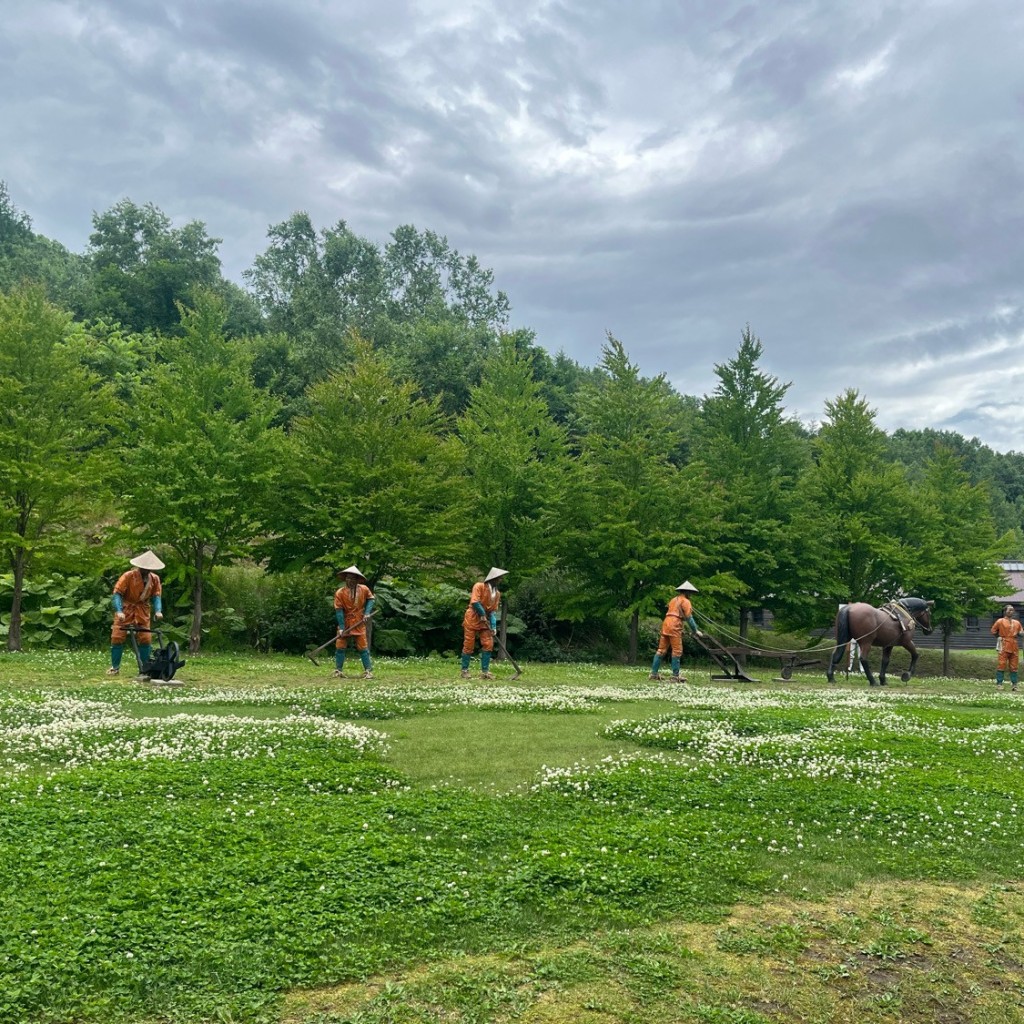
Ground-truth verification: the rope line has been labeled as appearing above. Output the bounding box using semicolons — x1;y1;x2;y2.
694;602;928;661
693;609;888;658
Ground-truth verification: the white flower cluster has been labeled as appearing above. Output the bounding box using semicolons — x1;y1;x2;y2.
0;694;388;776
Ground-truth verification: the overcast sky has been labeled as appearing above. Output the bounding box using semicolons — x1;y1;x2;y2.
3;0;1024;449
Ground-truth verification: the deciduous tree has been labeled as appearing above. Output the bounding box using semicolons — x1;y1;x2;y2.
458;335;570;592
119;291;283;653
909;446;1008;674
86;199;223;334
698;327;813;637
276;337;467;586
570;336;726;662
0;285;115;650
801;389;917;612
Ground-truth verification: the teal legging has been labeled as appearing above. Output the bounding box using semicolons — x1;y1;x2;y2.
336;649;372;671
650;654;680;676
111;644;151;670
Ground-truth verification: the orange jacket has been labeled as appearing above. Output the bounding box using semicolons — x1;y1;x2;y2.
991;616;1022;652
335;583;375;631
660;594;693;636
113;569;162;626
463;581;500;630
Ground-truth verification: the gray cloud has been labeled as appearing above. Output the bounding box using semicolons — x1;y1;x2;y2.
3;0;1024;449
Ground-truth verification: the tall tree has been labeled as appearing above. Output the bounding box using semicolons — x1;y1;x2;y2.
276;337;467;584
0;182;90;307
377;226;510;415
86;199;223;334
800;389;918;611
889;427;1024;538
458;335;570;580
245;216;511;418
698;327;813;637
119;291;283;653
0;285;115;650
0;182;33;252
386;317;497;417
381;225;510;330
908;446;1009;674
244;213;382;405
570;335;726;662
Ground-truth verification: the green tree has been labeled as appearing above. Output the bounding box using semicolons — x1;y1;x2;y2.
458;335;570;580
276;337;467;585
86;199;224;334
889;427;1024;538
382;224;510;330
698;327;813;637
0;181;33;253
570;335;726;662
801;389;917;611
119;291;283;653
385;317;497;417
908;446;1009;674
245;216;511;419
0;182;90;308
377;226;510;415
244;213;381;410
0;285;116;650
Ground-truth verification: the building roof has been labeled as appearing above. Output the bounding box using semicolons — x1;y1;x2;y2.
994;562;1024;604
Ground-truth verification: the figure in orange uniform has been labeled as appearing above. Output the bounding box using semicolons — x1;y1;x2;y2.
461;567;507;680
108;549;164;676
649;580;703;682
333;565;376;679
991;604;1022;691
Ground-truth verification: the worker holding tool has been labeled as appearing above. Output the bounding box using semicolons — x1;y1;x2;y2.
461;567;507;680
108;550;164;677
991;604;1022;691
334;565;376;679
649;580;703;683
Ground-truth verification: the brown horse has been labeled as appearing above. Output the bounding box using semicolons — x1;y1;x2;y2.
826;597;934;687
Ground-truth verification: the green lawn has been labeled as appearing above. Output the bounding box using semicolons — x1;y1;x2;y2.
2;649;1023;1023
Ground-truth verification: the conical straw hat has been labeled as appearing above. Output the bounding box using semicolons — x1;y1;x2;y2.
336;565;367;582
484;567;509;583
129;550;165;571
676;580;698;593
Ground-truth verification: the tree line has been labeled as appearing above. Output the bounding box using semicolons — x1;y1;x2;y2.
1;181;1021;668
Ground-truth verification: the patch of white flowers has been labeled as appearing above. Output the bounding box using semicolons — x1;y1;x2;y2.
0;695;388;776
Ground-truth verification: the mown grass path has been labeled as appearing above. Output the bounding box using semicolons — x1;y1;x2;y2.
1;651;1023;1022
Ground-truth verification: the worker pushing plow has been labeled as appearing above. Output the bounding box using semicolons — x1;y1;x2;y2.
647;577;831;683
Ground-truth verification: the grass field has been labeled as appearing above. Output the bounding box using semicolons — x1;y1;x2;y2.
2;647;1024;1023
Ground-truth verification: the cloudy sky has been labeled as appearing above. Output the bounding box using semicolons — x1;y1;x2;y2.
3;0;1024;449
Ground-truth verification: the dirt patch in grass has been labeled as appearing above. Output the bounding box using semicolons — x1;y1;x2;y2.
281;880;1024;1023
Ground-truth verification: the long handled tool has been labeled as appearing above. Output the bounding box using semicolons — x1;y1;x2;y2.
493;631;523;680
305;611;378;667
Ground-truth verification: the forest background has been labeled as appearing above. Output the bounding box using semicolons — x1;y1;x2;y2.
1;180;1021;666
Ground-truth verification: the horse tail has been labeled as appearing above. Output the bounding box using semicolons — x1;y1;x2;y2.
827;604;850;683
835;604;851;648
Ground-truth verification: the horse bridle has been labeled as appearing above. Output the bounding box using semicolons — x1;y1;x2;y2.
897;599;933;635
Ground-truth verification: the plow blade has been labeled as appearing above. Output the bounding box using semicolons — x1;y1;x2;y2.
691;633;760;683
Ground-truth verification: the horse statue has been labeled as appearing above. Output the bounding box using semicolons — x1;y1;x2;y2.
826;597;934;687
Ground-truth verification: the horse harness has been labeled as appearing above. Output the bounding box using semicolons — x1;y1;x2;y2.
880;600;918;633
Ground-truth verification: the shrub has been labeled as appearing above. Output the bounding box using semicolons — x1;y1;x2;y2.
206;565;334;653
0;574;109;647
